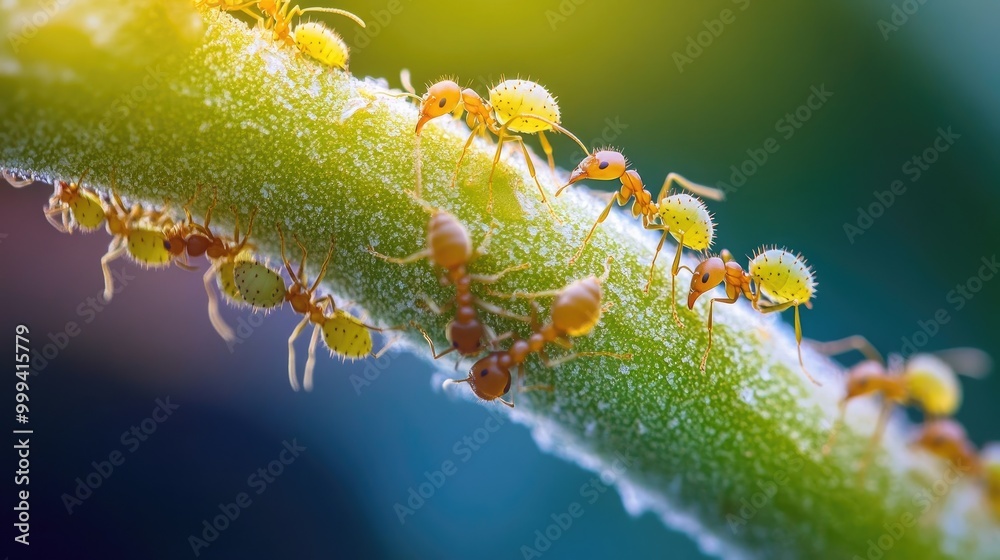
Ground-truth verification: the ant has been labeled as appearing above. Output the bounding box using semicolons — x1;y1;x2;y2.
44;170;107;233
811;336;989;460
409;78;590;219
687;247;821;386
451;257;631;407
367;206;529;364
163;187;259;342
911;419;982;475
234;225;396;391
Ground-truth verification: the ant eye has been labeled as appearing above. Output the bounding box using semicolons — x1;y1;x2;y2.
480;369;489;377
163;240;172;250
438;97;448;108
700;272;710;284
598;160;609;170
453;341;459;348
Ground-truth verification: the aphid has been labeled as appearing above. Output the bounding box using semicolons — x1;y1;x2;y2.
749;247;819;384
812;337;990;458
100;187;184;302
274;225;396;391
44;171;107;233
367;207;529;362
257;1;365;47
455;257;631;407
3;170;32;188
911;419;981;474
164;188;259;342
292;21;350;70
411;78;590;218
982;443;1000;518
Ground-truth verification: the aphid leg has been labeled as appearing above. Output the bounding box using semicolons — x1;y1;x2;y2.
821;400;848;455
411;322;457;359
469;262;530;284
302;324;322;392
659;172;726;202
367;246;431;265
537;130;557;182
759;301;821;386
472;220;499;258
303;234;335;293
669;233;688;327
809;335;883;364
100;238;127;302
490;128;562;222
203;262;236;342
857;401;894;481
3;171;32;188
286;316;310;391
642;225;669;293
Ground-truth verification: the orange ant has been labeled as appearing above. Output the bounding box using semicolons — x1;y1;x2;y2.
162;187;258;342
44;170;107;234
451;257;631;407
811;336;989;463
366;206;529;363
687;247;821;385
911;419;982;475
409;78;590;219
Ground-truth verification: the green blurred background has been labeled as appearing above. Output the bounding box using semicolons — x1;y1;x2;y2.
2;0;998;558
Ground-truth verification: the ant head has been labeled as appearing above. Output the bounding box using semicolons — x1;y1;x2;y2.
687;256;727;309
415;80;462;135
843;360;887;400
566;150;626;185
465;352;512;401
447;317;485;356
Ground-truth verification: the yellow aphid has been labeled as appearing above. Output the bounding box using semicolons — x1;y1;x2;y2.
233;259;286;309
749;247;819;385
70;190;107;230
322;310;375;359
45;176;107;233
216;250;254;304
904;353;961;416
293;21;349;70
127;226;173;267
489;79;561;134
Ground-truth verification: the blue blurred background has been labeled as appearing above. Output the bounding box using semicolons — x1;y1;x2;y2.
2;0;999;558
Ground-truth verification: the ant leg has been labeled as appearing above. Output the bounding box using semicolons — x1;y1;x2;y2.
808;335;883;364
700;295;739;371
450;124;484;190
537;130;557;182
469;262;530;284
857;401;893;482
542;350;632;369
203;262;236;342
821;400;849;455
503;132;562;223
668;234;686;327
757;301;820;385
411;322;457;359
306;234;336;293
303;324;322;392
569;197;617;264
472;297;532;323
100;239;127;302
44;206;70;233
642;225;668;295
275;224;303;286
660;172;726;202
287;316;310;391
367;246;431;265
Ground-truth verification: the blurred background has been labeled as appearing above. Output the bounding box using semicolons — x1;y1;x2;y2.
2;0;999;558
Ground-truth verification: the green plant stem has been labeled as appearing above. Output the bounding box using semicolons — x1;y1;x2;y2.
1;2;997;558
